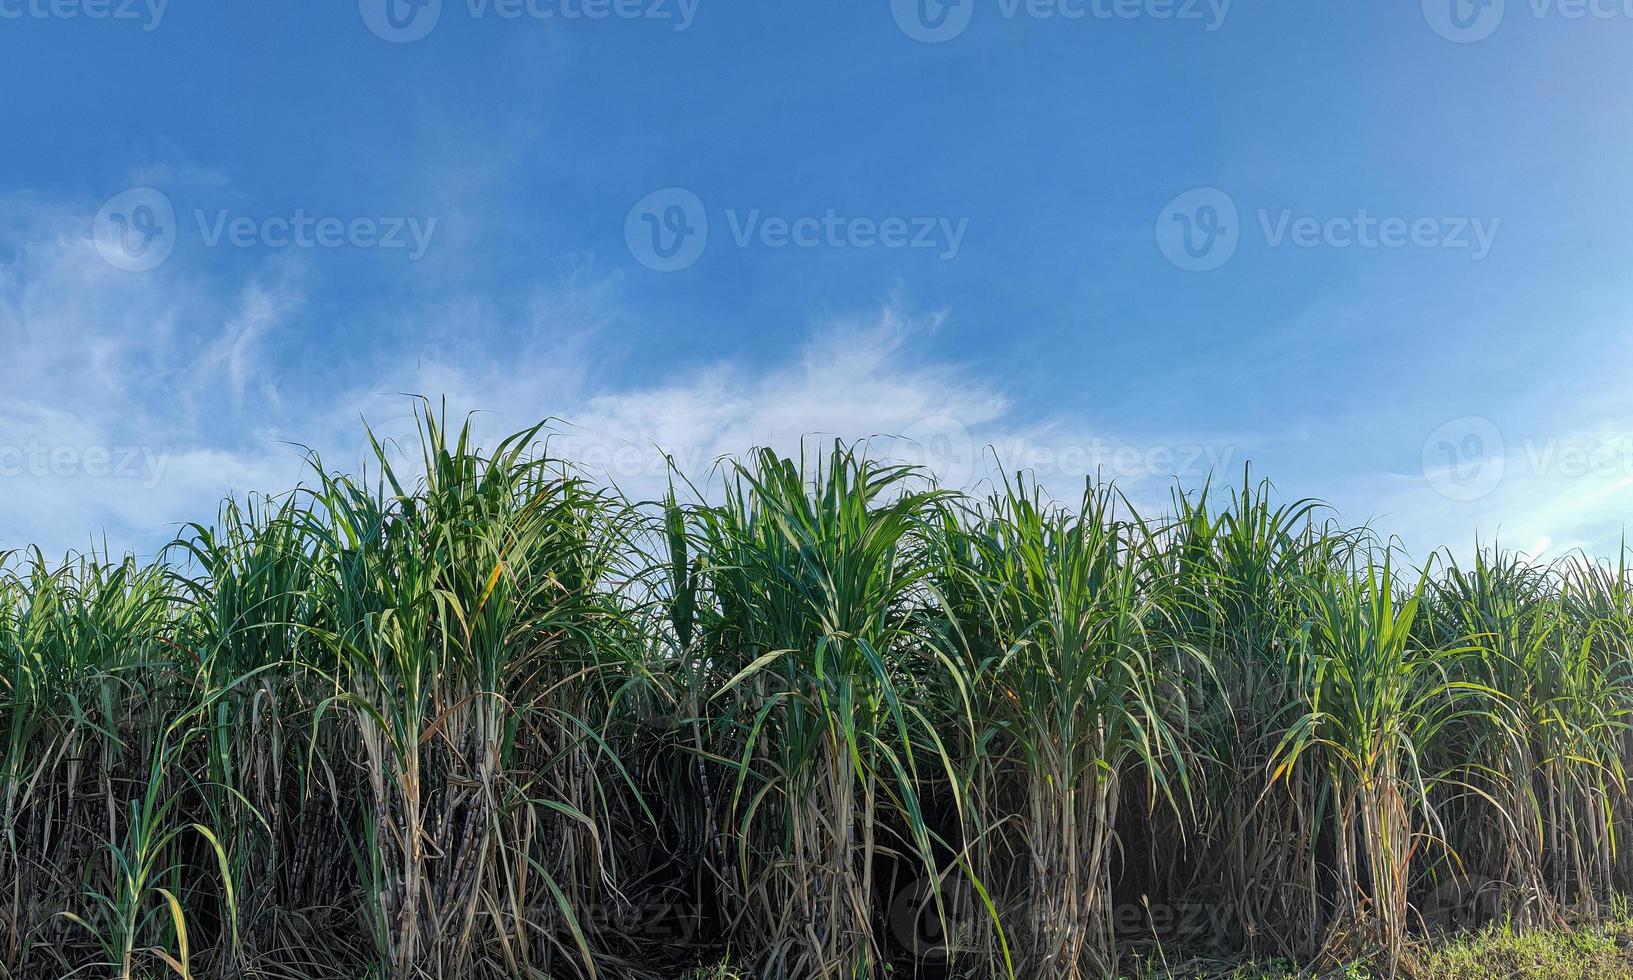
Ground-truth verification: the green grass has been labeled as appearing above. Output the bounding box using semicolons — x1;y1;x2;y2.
1118;911;1633;978
8;403;1633;979
688;917;1633;980
1415;917;1633;979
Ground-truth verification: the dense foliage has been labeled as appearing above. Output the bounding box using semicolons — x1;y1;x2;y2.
3;407;1630;979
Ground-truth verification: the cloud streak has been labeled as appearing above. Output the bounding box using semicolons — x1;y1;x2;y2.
2;186;1628;568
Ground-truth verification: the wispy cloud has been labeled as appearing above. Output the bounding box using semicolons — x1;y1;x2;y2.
0;187;315;556
3;184;1628;567
0;188;1239;559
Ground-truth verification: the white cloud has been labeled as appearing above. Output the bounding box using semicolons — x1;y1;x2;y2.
0;190;316;557
344;304;1246;514
0;201;1244;560
2;186;1627;569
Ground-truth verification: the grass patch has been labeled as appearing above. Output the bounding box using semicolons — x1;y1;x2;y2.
684;919;1633;979
1116;914;1633;978
1415;917;1633;979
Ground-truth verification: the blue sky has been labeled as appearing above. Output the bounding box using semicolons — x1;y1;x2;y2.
2;0;1632;561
